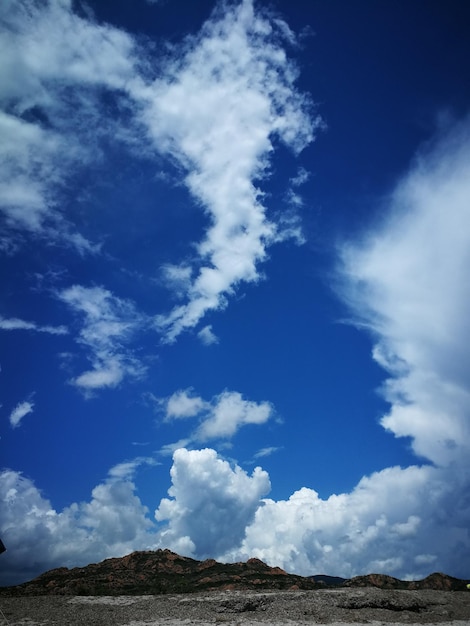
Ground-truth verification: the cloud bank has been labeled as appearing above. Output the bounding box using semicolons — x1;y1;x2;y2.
339;117;470;468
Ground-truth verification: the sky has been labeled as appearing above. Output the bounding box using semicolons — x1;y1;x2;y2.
1;0;470;586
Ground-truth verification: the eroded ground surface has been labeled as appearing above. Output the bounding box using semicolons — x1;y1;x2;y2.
1;589;470;626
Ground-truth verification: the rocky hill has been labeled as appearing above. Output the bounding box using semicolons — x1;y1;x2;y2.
344;572;469;591
1;549;468;595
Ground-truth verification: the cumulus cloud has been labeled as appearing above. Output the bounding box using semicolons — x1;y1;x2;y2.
143;0;320;342
0;449;271;585
58;285;146;391
154;448;270;558
0;316;67;335
161;389;274;442
3;448;470;585
0;463;157;586
224;463;470;580
338;118;470;467
8;400;34;428
0;0;139;250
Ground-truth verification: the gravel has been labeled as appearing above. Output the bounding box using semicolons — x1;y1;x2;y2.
0;588;469;626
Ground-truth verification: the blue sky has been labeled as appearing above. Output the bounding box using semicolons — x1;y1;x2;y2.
1;0;470;585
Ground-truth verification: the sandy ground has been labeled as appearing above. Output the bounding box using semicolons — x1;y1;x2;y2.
1;589;470;626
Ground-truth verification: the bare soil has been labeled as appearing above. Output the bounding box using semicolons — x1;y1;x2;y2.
1;588;469;626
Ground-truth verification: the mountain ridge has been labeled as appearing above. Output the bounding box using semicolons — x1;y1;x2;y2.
1;549;469;595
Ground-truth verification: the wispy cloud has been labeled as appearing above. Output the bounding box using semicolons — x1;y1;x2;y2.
141;0;320;342
58;285;146;391
283;165;311;214
0;316;67;335
253;446;281;459
290;166;310;187
0;0;139;251
160;389;274;442
107;457;158;481
9;400;34;428
197;325;219;345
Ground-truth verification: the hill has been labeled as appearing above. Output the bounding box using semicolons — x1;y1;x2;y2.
1;550;468;595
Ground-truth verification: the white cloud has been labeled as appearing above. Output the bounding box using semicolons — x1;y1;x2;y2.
8;400;34;428
58;285;146;391
0;112;60;234
2;0;317;333
196;390;273;440
107;457;158;481
0;461;158;586
197;324;219;345
165;389;208;419
2;451;470;585
151;120;470;581
0;0;139;250
154;448;270;558
221;463;470;580
3;1;469;590
142;0;320;342
282;165;311;214
159;438;192;457
160;264;193;300
0;315;67;335
0;449;270;585
285;188;304;209
161;389;274;442
253;446;281;459
290;166;310;187
338;118;470;467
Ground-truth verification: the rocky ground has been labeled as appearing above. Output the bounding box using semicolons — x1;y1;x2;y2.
1;588;470;626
